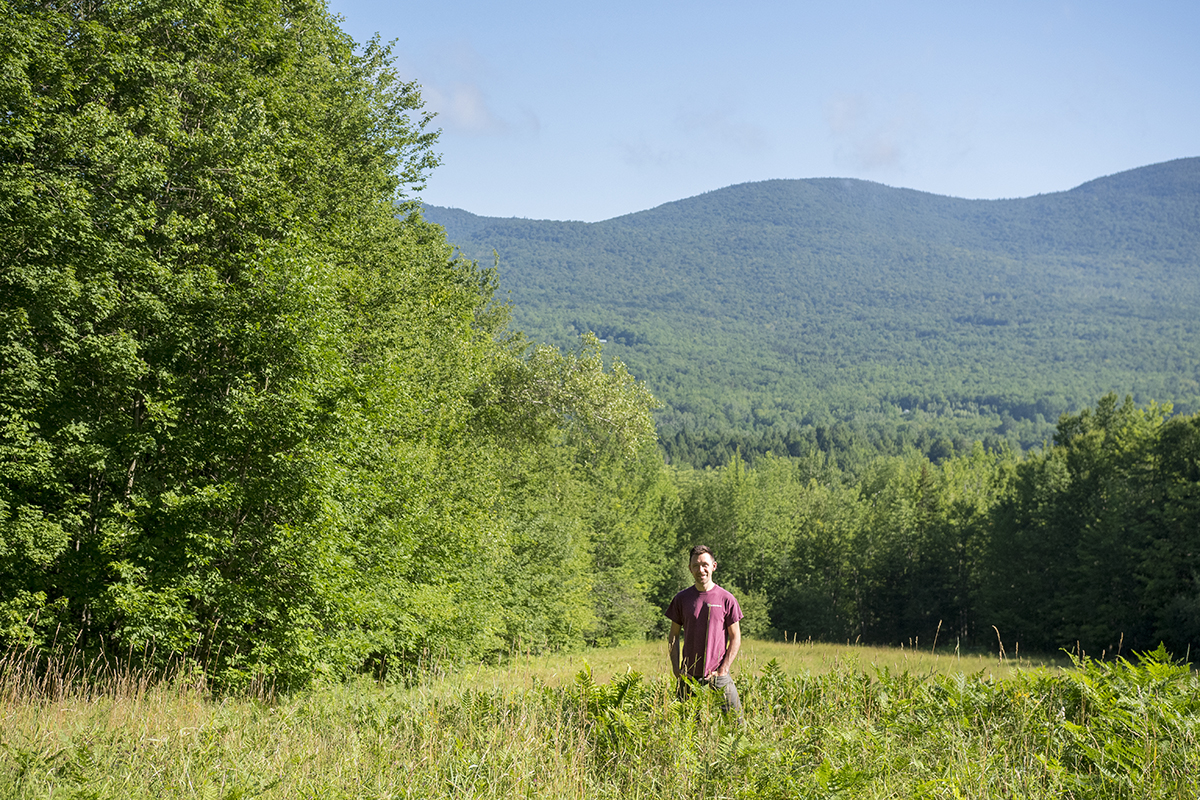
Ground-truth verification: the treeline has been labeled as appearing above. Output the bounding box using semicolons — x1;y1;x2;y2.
662;418;997;472
673;394;1200;658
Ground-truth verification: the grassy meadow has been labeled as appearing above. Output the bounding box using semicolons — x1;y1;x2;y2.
2;639;1197;799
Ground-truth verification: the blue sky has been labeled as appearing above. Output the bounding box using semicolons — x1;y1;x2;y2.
328;0;1199;222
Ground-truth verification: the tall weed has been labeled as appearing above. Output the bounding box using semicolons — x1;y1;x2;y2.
1;643;1195;798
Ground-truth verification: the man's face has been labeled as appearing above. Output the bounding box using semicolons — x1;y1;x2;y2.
690;553;716;588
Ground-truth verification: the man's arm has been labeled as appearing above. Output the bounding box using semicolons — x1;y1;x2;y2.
667;621;682;677
715;620;741;676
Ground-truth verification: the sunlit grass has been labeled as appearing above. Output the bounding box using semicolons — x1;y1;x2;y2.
1;640;1190;799
460;636;1063;691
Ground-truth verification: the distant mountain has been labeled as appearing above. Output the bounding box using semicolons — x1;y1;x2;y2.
424;158;1200;449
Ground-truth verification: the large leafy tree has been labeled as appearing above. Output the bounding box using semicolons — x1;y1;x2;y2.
1;0;667;685
476;332;667;651
0;0;513;684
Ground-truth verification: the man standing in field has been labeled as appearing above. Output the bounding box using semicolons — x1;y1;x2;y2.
666;545;743;716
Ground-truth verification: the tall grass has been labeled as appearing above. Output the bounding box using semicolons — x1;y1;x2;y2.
1;640;1195;798
468;635;1061;690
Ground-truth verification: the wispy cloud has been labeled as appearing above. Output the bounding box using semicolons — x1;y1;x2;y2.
423;82;509;135
617;135;674;169
403;39;540;138
826;94;865;136
825;93;912;171
616;103;768;173
855;132;902;169
676;108;768;153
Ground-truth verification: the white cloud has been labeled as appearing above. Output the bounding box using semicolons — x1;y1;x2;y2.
402;39;541;138
423;82;509;135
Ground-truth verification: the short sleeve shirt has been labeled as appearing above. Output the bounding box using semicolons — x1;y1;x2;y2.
665;584;743;678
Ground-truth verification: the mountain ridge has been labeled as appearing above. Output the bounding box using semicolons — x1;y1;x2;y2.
424;157;1200;449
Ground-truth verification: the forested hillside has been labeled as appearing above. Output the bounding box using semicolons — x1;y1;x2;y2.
426;160;1200;461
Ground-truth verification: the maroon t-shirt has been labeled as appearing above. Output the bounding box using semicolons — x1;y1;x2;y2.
665;584;743;678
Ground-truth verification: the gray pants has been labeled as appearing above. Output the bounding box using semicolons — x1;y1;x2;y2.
677;673;742;716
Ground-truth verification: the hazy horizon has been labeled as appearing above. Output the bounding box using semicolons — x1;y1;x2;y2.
421;156;1195;223
330;0;1200;223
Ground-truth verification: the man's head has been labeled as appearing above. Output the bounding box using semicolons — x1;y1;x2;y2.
689;545;717;591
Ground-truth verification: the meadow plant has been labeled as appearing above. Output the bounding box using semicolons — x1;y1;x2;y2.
1;641;1196;798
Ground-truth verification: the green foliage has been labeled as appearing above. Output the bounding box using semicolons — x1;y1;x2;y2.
670;444;1016;649
0;0;669;686
470;329;672;653
3;0;450;681
1052;645;1200;795
6;648;1199;798
669;394;1200;656
567;662;655;758
981;394;1191;654
479;332;659;460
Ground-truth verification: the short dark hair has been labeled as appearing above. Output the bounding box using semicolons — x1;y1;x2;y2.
689;544;717;566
